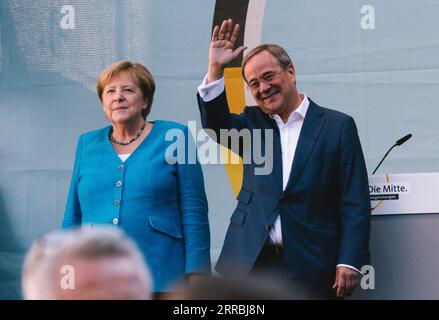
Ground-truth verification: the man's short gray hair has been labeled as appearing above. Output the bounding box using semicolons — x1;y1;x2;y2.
22;227;152;299
241;44;293;82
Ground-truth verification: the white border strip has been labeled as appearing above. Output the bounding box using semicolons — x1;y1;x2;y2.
243;0;266;106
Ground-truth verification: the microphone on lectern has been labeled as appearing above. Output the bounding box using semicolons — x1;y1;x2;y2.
372;134;412;175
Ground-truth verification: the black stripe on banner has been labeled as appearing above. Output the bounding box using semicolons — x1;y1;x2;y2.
212;0;250;67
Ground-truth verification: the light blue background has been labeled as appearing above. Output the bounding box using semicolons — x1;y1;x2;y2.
1;0;438;299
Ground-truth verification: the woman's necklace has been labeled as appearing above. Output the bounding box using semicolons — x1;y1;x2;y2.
109;122;146;145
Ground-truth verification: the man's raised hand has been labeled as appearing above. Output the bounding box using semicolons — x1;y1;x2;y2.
207;19;247;83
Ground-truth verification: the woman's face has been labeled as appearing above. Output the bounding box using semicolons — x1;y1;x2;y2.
101;71;147;125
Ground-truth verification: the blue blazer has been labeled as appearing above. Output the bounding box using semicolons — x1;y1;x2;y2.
63;120;211;292
198;92;370;291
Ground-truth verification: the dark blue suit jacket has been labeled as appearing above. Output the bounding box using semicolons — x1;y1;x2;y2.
198;91;370;290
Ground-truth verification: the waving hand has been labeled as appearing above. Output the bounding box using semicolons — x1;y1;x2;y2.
207;19;247;83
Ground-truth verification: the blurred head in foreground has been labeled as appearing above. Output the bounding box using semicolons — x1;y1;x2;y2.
22;227;152;300
166;274;309;300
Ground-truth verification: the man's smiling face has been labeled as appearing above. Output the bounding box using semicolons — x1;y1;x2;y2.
244;50;298;120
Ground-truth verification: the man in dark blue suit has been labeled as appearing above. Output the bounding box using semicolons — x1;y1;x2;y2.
197;19;371;298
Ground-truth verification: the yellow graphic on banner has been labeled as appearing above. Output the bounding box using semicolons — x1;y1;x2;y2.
222;67;245;197
372;174;390;211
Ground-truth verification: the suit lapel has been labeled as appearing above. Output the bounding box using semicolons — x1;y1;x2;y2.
285;100;326;190
272;122;284;194
255;112;284;196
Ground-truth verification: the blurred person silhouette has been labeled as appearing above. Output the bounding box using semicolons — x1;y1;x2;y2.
22;227;152;300
167;273;314;300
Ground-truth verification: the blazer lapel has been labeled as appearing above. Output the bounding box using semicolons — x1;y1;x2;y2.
272;123;283;194
255;113;284;196
285;100;325;190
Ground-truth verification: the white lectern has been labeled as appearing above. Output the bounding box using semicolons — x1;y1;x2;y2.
369;172;439;215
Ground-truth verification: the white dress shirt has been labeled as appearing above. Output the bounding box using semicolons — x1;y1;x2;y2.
118;154;131;162
198;76;361;274
268;97;308;245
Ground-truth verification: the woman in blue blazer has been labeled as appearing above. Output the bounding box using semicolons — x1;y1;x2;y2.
62;60;211;295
